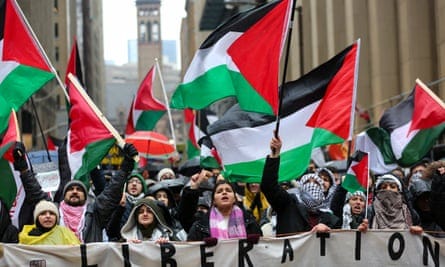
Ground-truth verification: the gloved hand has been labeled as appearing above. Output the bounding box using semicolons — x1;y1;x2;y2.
13;142;28;172
120;143;138;173
203;237;218;247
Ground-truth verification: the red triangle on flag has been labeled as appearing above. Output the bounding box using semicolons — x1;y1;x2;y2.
68;79;113;152
351;153;369;189
3;0;51;71
0;111;19;162
134;66;166;111
409;81;445;134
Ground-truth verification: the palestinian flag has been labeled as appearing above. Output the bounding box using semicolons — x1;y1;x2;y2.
354;127;398;175
0;0;54;131
184;108;218;159
199;136;221;170
379;79;445;167
67;77;116;186
171;0;293;115
208;42;360;182
342;151;369;193
125;66;166;135
0;111;26;227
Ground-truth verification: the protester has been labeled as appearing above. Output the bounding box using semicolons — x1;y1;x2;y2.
316;167;337;208
13;141;138;243
157;168;175;181
19;200;80;245
187;179;262;241
0;199;18;243
120;198;178;243
367;173;422;234
426;160;445;232
260;135;340;236
330;186;367;230
147;183;187;241
106;172;148;241
243;183;269;223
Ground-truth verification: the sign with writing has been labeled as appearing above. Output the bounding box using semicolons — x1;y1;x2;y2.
34;162;60;192
1;231;444;266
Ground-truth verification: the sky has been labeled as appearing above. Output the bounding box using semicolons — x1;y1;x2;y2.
102;0;186;65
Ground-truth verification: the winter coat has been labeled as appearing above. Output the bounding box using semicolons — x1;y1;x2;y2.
120;198;179;242
187;205;262;241
20;168;129;243
260;156;340;236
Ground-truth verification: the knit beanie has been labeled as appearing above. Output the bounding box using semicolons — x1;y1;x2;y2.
126;173;148;194
34;200;59;224
63;180;88;197
345;191;366;203
156;168;175;181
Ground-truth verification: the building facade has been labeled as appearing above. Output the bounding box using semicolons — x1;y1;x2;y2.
181;0;445;134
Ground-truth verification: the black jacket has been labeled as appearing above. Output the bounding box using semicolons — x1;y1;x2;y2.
187;205;262;241
260;156;339;236
0;200;18;243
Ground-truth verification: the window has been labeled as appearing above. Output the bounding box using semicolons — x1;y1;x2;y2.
54;23;59;38
147;21;152;42
139;22;146;42
55;46;59;62
152;21;159;42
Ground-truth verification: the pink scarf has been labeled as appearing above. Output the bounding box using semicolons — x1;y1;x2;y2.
209;205;246;239
59;201;87;241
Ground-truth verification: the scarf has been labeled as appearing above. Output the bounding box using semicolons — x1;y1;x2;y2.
126;192;145;204
299;184;324;213
209;205;246;239
138;222;157;239
371;190;412;229
59;201;87;242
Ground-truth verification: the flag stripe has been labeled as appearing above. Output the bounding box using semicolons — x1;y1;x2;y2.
173;65;272;114
0;65;54;110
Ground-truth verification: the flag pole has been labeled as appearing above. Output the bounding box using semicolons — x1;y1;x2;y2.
155;58;177;150
365;151;370;219
11;110;21;142
67;74;138;162
30;97;52;162
275;0;297;138
416;78;445;108
12;0;69;100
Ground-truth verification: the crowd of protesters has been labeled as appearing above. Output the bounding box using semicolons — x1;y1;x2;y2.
1;135;445;247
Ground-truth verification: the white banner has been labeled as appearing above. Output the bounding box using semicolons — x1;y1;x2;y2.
1;231;443;267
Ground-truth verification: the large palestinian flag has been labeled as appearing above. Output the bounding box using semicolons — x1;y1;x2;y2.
67;77;116;186
379;79;445;167
125;66;166;135
0;0;54;132
208;42;360;182
171;0;293;115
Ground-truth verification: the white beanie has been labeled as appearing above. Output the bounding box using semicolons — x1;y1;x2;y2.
156;168;175;181
34;200;59;224
375;174;402;192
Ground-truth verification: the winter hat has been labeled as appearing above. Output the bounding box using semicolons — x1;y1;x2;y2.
156;168;175;181
34;200;59;224
375;174;402;191
345;191;366;203
63;180;88;197
126;173;148;194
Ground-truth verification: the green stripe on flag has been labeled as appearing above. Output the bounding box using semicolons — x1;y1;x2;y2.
399;124;445;166
135;110;166;131
342;174;365;193
0;65;54;110
171;65;273;114
0;158;17;209
310;128;344;148
74;138;116;185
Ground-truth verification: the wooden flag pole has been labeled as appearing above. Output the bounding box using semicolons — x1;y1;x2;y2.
11;110;21;142
67;74;138;162
416;78;445;108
